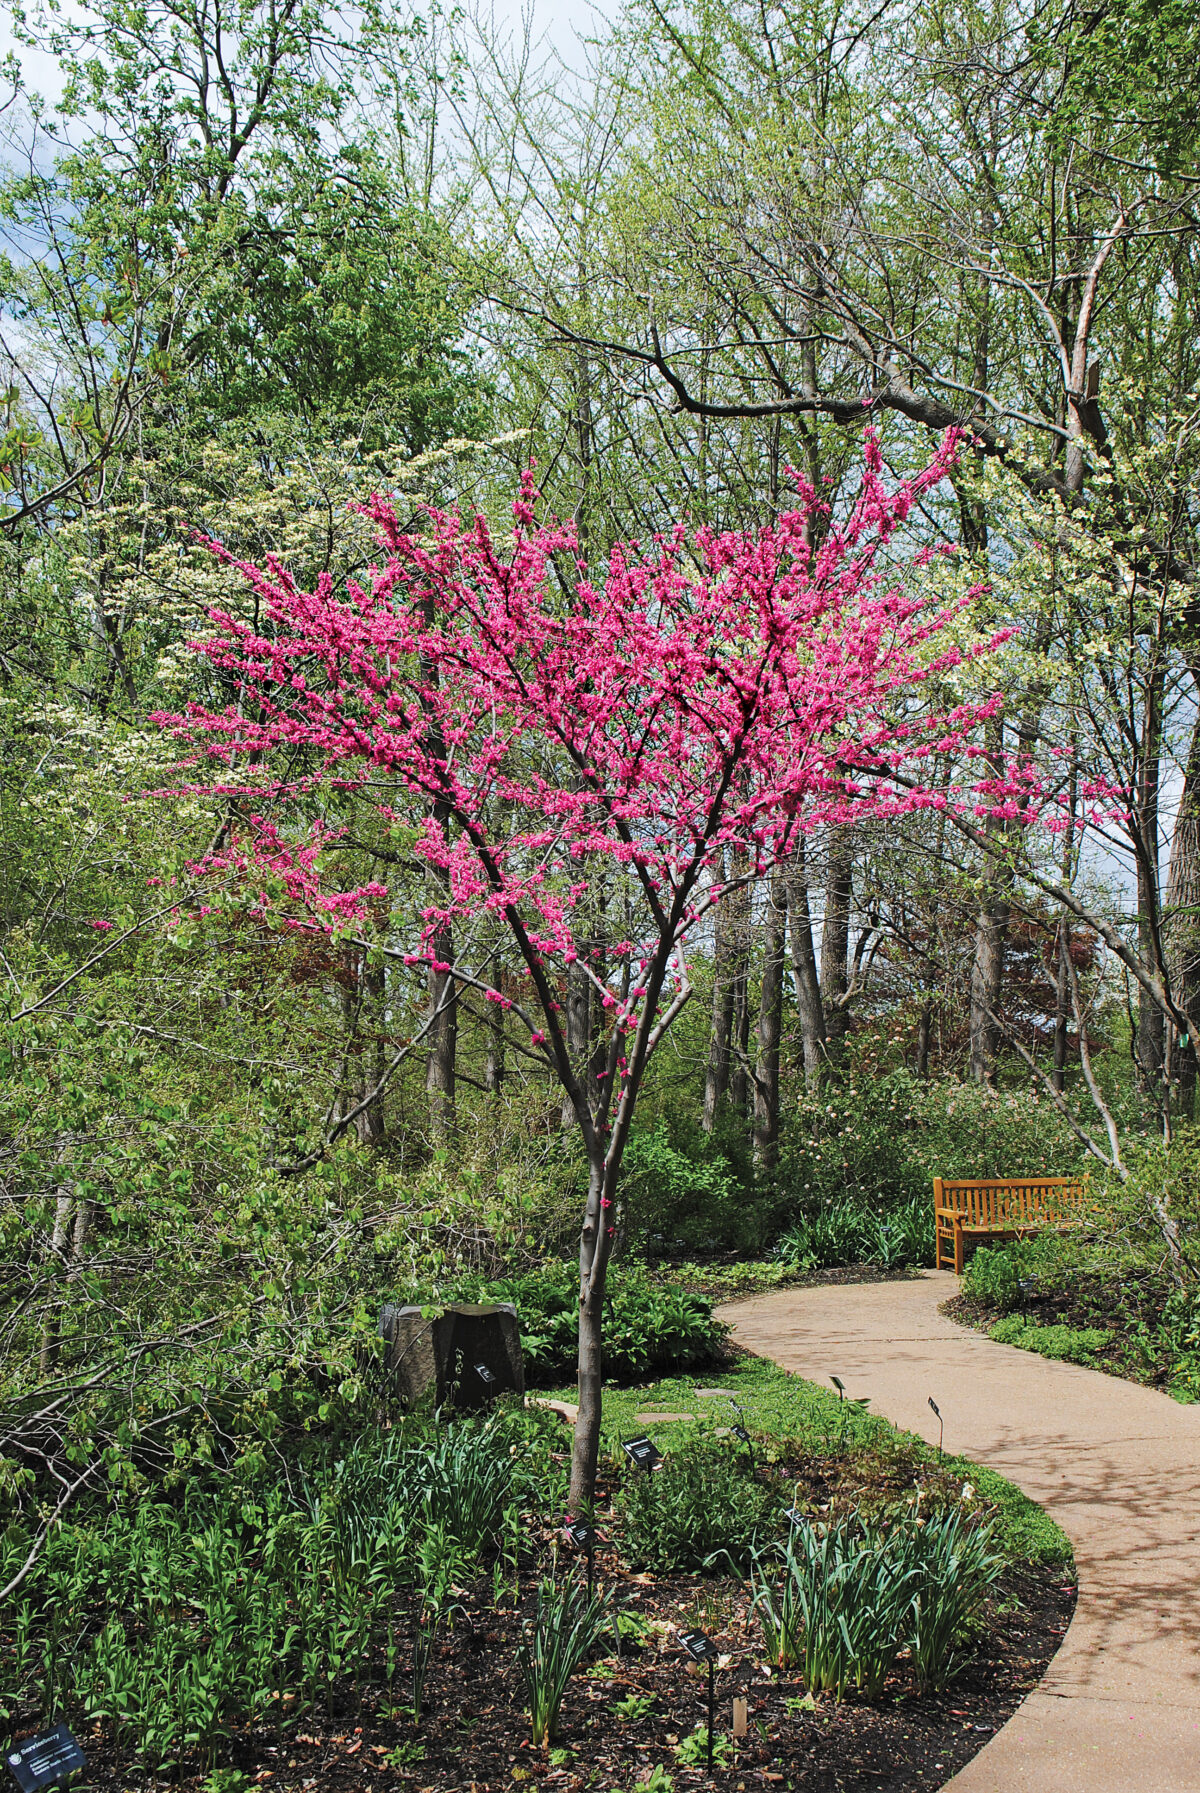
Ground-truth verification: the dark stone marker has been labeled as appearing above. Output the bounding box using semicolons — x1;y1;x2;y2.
6;1726;85;1793
380;1302;523;1410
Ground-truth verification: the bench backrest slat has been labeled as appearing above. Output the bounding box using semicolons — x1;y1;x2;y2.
935;1177;1088;1227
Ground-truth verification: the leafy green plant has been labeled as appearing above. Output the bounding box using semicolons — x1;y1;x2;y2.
411;1417;515;1559
472;1262;728;1385
517;1572;612;1746
635;1767;675;1792
782;1516;917;1699
673;1725;733;1767
409;1522;465;1724
751;1546;804;1670
203;1771;249;1793
616;1439;773;1574
773;1193;934;1272
903;1510;1004;1691
962;1245;1021;1311
612;1691;656;1720
988;1317;1112;1363
384;1742;425;1770
615;1121;746;1252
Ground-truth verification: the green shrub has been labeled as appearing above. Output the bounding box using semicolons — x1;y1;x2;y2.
988;1317;1112;1364
617;1122;750;1252
773;1193;934;1270
616;1438;774;1574
961;1245;1021;1310
776;1071;1086;1223
476;1262;728;1386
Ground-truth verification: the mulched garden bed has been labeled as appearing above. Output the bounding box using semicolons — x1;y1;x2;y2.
61;1497;1076;1793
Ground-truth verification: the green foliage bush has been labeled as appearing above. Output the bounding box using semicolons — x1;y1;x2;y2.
615;1438;774;1574
616;1121;750;1253
961;1232;1081;1312
473;1262;728;1386
774;1193;934;1270
961;1244;1021;1310
776;1071;1086;1226
0;1409;559;1762
988;1317;1113;1364
754;1509;1002;1698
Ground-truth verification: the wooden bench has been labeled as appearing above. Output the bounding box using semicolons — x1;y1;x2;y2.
933;1176;1090;1274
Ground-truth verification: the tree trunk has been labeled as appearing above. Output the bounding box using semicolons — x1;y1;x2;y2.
753;870;785;1167
730;948;751;1115
1166;678;1200;1118
821;836;852;1058
1134;655;1166;1099
1053;923;1071;1093
703;859;734;1131
357;957;387;1145
969;876;1008;1084
787;844;826;1089
916;1000;932;1078
38;1185;73;1379
485;997;506;1095
425;919;457;1141
337;949;387;1144
570;1155;609;1513
561;957;592;1130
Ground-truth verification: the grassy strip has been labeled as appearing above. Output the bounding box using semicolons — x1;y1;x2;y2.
551;1354;1074;1573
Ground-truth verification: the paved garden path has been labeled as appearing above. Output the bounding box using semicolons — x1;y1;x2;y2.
719;1272;1200;1793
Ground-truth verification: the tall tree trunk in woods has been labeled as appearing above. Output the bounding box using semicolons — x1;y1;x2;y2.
425;917;457;1141
1166;680;1200;1119
753;870;785;1167
38;1183;73;1379
337;949;388;1144
702;882;734;1131
916;1001;932;1077
485;983;506;1095
1134;654;1166;1101
969;724;1009;1084
1053;924;1071;1093
356;958;387;1144
821;837;852;1058
969;881;1008;1084
561;956;591;1129
787;845;826;1089
729;871;752;1115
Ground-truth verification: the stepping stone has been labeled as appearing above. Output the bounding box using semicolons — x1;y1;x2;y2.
695;1388;740;1398
634;1411;692;1424
530;1397;577;1424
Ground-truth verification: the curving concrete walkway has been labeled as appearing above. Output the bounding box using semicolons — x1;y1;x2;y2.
719;1272;1200;1793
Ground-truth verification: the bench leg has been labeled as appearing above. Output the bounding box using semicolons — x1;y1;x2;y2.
954;1224;965;1276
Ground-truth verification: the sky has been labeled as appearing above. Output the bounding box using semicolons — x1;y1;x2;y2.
0;0;610;111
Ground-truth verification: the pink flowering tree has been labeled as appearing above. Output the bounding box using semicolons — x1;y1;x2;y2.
157;432;1006;1508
